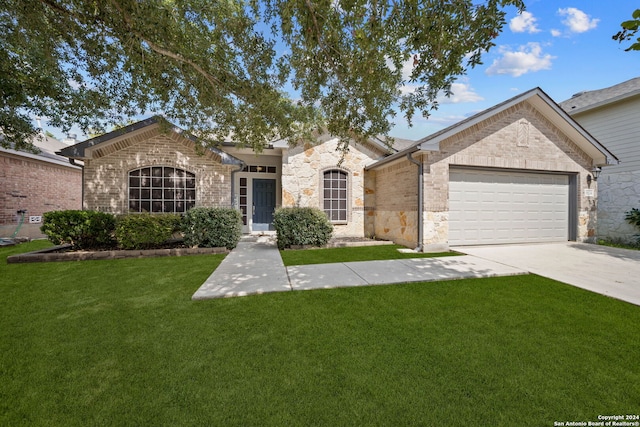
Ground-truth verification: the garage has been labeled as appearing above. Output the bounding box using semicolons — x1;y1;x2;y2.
449;168;571;246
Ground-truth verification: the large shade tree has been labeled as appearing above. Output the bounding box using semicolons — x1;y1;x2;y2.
613;9;640;51
1;0;524;152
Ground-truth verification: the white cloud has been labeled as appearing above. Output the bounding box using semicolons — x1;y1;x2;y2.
438;82;484;104
558;8;599;33
550;29;562;37
510;11;540;34
485;42;555;77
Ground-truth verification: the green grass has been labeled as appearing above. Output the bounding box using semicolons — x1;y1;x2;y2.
280;244;459;266
2;241;639;426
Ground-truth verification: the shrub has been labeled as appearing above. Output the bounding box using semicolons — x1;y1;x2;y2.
41;210;116;250
625;208;640;244
115;214;182;250
182;207;242;249
272;207;333;250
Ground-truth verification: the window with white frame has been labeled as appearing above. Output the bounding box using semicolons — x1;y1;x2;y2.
322;169;348;222
128;167;195;213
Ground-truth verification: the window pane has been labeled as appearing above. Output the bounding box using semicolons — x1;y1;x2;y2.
129;167;196;215
323;169;348;222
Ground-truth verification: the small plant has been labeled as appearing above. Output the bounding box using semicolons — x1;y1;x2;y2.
115;214;182;250
41;210;116;250
272;207;333;250
182;207;242;249
625;208;640;244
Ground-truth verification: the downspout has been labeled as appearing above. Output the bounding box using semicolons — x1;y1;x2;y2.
406;152;423;252
230;161;246;209
69;159;84;210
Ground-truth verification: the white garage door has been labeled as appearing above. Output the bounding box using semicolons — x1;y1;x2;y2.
449;169;569;245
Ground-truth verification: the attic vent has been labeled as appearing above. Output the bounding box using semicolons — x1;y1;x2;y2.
571;91;585;98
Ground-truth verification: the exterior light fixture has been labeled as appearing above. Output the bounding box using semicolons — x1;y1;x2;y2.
591;166;602;182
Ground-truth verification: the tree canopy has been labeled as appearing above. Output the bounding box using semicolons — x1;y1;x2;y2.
1;0;524;152
613;9;640;52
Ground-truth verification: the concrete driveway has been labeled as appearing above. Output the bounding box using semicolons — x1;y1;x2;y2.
454;243;640;306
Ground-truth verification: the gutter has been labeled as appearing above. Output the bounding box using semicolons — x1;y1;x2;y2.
406;152;423;252
69;158;85;210
230;161;247;210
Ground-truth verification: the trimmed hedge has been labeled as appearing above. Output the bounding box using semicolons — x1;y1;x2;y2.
182;207;242;249
41;210;116;250
115;214;182;250
273;207;333;250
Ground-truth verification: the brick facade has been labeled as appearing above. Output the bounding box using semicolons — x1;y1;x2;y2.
0;151;81;238
82;126;233;213
370;102;597;251
367;159;419;247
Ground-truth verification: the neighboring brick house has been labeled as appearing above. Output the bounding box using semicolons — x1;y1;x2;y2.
59;88;617;250
559;77;640;244
0;134;82;239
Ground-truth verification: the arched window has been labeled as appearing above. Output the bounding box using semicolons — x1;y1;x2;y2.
128;167;195;213
323;169;348;222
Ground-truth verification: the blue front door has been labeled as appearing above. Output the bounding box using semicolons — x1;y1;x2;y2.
252;179;276;231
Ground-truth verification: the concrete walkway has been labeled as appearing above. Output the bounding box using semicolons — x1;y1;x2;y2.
192;236;291;299
192;236;528;300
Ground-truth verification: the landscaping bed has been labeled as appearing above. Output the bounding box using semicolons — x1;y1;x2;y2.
6;242;227;263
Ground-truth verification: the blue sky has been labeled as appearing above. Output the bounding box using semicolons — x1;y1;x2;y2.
42;1;640;143
390;1;640;140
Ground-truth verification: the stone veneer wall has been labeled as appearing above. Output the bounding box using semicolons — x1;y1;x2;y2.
370;158;419;248
597;170;640;243
419;103;596;250
281;138;381;237
83;127;233;213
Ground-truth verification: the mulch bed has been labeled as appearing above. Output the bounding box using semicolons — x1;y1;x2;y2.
7;244;228;264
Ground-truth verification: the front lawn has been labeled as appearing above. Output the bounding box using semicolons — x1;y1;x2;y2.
1;241;639;426
280;244;458;266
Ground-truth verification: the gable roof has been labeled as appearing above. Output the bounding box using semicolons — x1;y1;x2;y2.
559;77;640;115
57;117;244;166
367;87;619;170
0;133;80;169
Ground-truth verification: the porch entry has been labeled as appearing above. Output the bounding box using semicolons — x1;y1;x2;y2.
252;179;276;231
